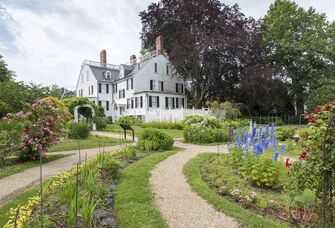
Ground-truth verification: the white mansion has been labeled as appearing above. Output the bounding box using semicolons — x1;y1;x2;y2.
75;36;207;122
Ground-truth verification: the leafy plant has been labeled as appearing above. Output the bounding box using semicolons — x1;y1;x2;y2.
66;122;91;139
141;121;183;130
116;116;142;125
137;128;174;151
184;125;229;144
274;127;295;141
92;116;109;130
181;115;221;128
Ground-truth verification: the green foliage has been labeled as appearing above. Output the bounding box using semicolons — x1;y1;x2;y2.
245;156;285;188
113;146;137;161
263;0;334;114
307;85;335;112
184;125;229;144
247;116;283;126
289;189;316;209
141;121;183;130
137;128;174;151
207;101;241;119
181;115;221;128
221;119;250;129
274;127;295;141
66;122;91;139
92;116;109;130
116;116;142;125
63;97;104;118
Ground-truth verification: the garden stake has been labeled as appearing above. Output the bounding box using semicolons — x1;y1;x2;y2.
84;153;87;180
75;163;79;228
13;206;20;228
77;139;81;164
39;147;43;227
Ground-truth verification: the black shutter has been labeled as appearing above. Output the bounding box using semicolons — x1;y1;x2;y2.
131;78;133;89
172;97;175;108
181;84;184;93
150;80;153;90
157;96;160;108
135;97;138;108
99;83;102;93
127;99;129;109
176;84;178;93
106;84;109;94
140;96;143;108
161;81;164;91
182;98;185;108
131;99;134;109
165;97;168;109
106;101;109;111
149;96;152;107
176;98;179;108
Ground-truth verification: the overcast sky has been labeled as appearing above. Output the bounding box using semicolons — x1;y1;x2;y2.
1;0;334;90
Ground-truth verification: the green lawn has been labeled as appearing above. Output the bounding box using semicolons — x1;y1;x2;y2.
49;135;124;152
115;147;182;227
183;153;286;228
0;154;71;180
105;124;184;139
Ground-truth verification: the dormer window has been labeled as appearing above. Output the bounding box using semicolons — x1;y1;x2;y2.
105;71;112;79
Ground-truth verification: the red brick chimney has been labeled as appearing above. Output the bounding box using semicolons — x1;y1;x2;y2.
130;54;137;65
100;50;107;67
155;36;164;55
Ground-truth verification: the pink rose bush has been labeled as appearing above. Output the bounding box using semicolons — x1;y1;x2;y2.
1;99;69;161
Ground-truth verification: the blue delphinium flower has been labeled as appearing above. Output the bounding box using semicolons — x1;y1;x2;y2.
252;127;257;138
280;145;286;154
243;130;248;144
242;144;247;154
236;135;241;148
273;150;279;161
271;137;277;149
258;128;263;141
255;143;263;155
270;122;275;139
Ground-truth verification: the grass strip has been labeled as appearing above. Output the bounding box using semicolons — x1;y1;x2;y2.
0;154;71;180
183;153;287;228
49;135;124;152
115;147;181;228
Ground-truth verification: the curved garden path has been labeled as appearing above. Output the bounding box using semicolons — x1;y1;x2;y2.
0;144;123;207
150;141;239;228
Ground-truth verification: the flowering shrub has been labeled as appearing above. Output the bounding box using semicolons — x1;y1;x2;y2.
181;115;221;128
1;99;68;161
184;125;229;144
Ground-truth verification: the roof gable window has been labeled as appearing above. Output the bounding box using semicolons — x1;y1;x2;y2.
105;71;112;79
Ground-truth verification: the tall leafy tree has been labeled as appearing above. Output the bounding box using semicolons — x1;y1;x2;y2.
140;0;264;108
263;0;334;115
0;55;14;82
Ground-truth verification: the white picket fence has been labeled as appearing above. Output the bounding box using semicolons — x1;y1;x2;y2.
142;108;210;122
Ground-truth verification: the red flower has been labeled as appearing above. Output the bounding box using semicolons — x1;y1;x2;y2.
328;101;334;105
300;152;308;159
308;117;316;122
285;158;291;168
303;112;308;116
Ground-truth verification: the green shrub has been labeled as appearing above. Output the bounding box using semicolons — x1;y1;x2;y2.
137;128;174;151
181;115;221;128
246;116;283;126
184;125;229;144
116;116;142;125
92;116;109;130
221;119;249;129
113;146;137;161
141;121;183;130
243;156;285;189
274;127;295;141
66;122;91;139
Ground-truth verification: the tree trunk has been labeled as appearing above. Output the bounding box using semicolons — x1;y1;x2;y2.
296;96;305;115
193;85;203;109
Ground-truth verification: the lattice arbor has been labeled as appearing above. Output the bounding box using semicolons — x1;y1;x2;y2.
322;111;335;227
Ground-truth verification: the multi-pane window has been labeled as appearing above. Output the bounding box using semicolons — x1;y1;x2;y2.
106;101;109;111
149;96;160;108
154;63;157;73
91;85;94;95
98;100;102;106
127;98;130;109
98;83;102;93
150;80;156;91
119;89;125;98
158;81;164;92
176;83;184;93
131;98;134;109
112;84;118;94
140;96;143;108
106;84;109;94
130;78;133;89
135;97;138;108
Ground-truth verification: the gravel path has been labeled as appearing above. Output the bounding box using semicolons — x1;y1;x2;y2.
150;142;239;228
0;144;122;207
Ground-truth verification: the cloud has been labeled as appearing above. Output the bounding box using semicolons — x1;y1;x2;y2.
0;0;333;90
